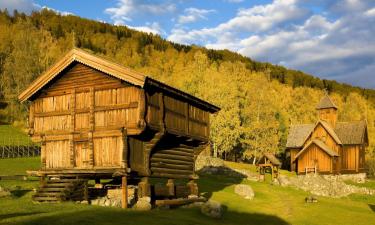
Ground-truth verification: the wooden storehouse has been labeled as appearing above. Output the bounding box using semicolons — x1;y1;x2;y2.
256;153;281;180
19;48;220;204
286;94;368;174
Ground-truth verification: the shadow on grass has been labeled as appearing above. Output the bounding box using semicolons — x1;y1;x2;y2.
5;207;290;225
0;212;45;220
197;166;246;199
369;204;375;213
11;189;32;198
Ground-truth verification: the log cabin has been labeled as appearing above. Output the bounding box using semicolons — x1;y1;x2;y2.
18;48;220;205
286;94;368;174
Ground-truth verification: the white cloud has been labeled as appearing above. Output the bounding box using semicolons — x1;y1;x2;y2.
168;0;375;87
105;0;176;25
168;0;308;44
41;6;73;16
365;8;375;17
178;8;215;24
126;22;165;35
0;0;39;14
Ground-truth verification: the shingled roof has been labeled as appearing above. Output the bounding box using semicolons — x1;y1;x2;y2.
294;139;339;162
286;124;315;148
286;120;368;149
316;94;338;109
335;121;368;145
257;153;281;166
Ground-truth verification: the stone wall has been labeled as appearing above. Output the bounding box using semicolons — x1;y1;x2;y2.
277;174;374;198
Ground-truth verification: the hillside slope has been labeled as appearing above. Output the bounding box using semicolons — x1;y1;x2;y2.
0;9;374;158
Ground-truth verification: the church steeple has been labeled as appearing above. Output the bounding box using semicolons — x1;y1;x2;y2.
316;94;338;128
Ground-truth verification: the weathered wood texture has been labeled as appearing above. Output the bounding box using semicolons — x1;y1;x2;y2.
146;91;209;140
297;143;333;173
24;54;219;179
30;63;142;170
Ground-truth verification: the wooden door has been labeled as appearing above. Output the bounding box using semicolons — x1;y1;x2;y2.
74;141;90;168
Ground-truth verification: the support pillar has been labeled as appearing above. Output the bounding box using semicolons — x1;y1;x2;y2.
138;177;151;199
187;180;198;196
166;179;175;197
122;176;128;209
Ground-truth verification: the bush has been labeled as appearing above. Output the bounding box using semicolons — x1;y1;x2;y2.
365;157;375;178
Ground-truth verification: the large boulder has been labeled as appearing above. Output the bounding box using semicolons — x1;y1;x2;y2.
195;156;224;171
200;200;223;219
134;197;152;211
234;184;254;200
0;186;11;198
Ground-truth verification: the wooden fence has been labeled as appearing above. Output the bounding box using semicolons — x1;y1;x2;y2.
0;145;40;158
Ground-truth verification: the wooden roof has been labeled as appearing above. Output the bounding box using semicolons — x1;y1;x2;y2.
316;94;338;109
285;124;315;148
294;139;339;162
335;121;368;145
18;48;220;113
319;120;342;145
257;152;281;166
286;120;368;148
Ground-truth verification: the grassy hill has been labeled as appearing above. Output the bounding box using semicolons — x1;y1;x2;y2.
0;9;375;160
0;158;374;225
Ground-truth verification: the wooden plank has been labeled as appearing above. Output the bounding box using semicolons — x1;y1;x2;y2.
155;149;193;157
151;153;193;161
151;167;192;175
150;157;194;165
150;162;193;170
151;172;196;179
34;102;139;117
155;197;206;206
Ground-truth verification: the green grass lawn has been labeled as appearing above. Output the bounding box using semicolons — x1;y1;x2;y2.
0;125;32;146
344;179;375;189
0;157;40;176
0;158;375;225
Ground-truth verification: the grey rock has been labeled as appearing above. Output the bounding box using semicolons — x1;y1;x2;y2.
200;200;223;219
195;156;224;171
104;198;112;207
0;186;11;198
91;199;99;205
81;200;89;204
234;184;254;200
134;199;152;211
112;199;122;208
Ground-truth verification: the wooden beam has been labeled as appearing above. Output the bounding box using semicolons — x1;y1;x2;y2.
33;102;139;117
185;103;189;135
121;128;128;169
155;149;193;157
29;103;35;135
151;153;193;161
159;92;165;130
155;197;206;207
151;172;198;179
41;135;46;169
151;167;192;175
150;157;194;166
150;162;193;170
122;176;128;209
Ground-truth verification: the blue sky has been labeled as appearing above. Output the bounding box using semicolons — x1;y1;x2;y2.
1;0;375;88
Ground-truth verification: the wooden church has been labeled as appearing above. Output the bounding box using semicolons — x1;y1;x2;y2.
19;48;220;205
286;94;368;174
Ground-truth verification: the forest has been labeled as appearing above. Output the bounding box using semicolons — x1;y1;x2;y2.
0;9;374;162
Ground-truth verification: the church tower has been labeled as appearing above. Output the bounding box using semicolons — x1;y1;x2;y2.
316;94;338;128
